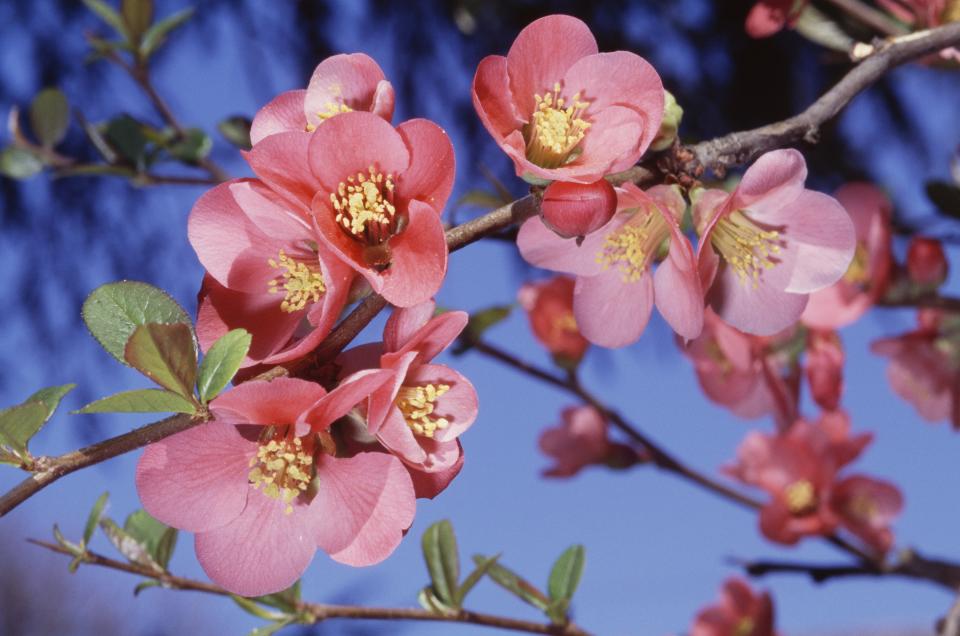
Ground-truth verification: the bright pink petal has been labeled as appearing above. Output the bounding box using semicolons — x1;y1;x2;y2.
299;368;394;435
136;422;253;534
392;310;468;364
250;89;307;145
368;351;417;434
406;363;479;442
212;377;327;427
336;342;386;378
574;268;654;348
243;132;317;213
307;111;410;193
312;452;416;565
384;300;436;353
377;406;429;465
378;199;448;307
397;119;456;214
409;442;464;499
304;53;389;128
310;192;371;280
371;80;395;120
472;55;524;140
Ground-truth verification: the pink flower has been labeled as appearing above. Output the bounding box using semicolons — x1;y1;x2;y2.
188;179;354;366
244;111;454;308
518;183;703;347
472;14;664;184
135;375;416;596
338;300;479;498
517;276;589;363
250;53;394;145
804;329;844;412
907;236;949;287
802;183;893;330
871;310;960;429
829;475;904;554
680;309;798;428
540;179;617;239
690;577;778;636
745;0;807;38
694;149;856;336
538;405;611;477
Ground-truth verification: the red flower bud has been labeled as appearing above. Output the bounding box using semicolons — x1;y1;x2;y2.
540;179;616;239
906;237;948;286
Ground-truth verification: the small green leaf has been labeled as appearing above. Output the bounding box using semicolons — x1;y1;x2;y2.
83;0;130;39
473;555;549;611
82;281;193;365
100;517;163;572
80;117;117;162
27;384;77;421
793;5;855;53
422;520;460;607
455;554;499;607
417;587;457;616
84;492;110;546
252;580;301;613
927;181;960;219
0;146;44;179
166;128;211;164
74;388;197;414
247;619;295;636
0;384;74;460
140;7;194;58
547;544;585;607
124;509;177;570
454;305;513;354
546;598;571;625
133;580;163;596
104;114;149;168
0;449;21;466
124;323;198;398
217;116;252;150
197;329;251;403
232;596;290;621
121;0;153;43
29;88;70;147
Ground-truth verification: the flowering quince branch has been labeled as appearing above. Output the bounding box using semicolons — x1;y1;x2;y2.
28;540;591;636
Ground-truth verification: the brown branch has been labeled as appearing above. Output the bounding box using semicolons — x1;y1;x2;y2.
690;21;960;171
878;294;960;312
820;0;909;36
30;540;591;636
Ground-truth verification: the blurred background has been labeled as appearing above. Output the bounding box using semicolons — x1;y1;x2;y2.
1;1;958;634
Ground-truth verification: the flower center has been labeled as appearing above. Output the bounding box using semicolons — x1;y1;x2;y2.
267;249;326;313
248;436;314;514
710;211;782;288
595;210;669;283
734;617;756;636
305;102;354;132
552;312;579;336
846;492;878;522
785;479;818;516
330;166;398;247
842;242;870;286
396;383;451;438
525;83;591;169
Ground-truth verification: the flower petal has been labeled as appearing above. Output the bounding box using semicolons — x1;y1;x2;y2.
378;199;448;308
250;89;308;145
472;55;524;141
574;267;654;348
244;131;318;213
707;268;809;336
405;363;478;442
384;300;436;353
397;119;456;214
211;377;328;426
304;53;389;128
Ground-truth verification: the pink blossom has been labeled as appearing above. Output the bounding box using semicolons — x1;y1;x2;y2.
906;236;949;287
517;276;589;363
746;0;807;38
540;179;617;239
802;183;893;330
188;179;354;367
518;183;703;347
538;405;611;477
136;375;416;596
829;475;904;554
250;53;394;145
337;300;479;498
804;329;844;412
472;14;664;184
690;577;778;636
244;111;455;307
695;149;855;336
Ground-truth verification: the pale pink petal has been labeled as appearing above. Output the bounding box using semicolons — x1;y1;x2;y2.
574;268;654;348
652;202;703;340
397;119;456;214
371;80;395;120
378;199;448;308
384;300;436;353
136;422;253;534
250;89;307;145
405;363;479;442
802;282;872;329
312;452;416;565
392;310;468;363
195;493;318;597
735;148;807;217
368;351;417;434
409;442;464;499
304;53;388;128
377;406;429;465
472;55;524;140
516;216;606;277
707;269;809;336
211;377;327;427
307;111;410;193
243;132;317;213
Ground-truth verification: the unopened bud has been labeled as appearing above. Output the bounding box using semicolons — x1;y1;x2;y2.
540;179;617;239
650;91;683;152
906;237;948;287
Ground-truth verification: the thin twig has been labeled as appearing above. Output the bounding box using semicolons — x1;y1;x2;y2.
820;0;909;36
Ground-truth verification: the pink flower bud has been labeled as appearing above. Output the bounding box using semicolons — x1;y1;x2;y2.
540;179;616;239
906;237;948;286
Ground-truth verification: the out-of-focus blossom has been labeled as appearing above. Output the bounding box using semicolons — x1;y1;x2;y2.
906;236;949;287
472;14;664;184
518;276;590;363
802;183;893;330
136;375;416;596
829;475;904;553
745;0;807;38
871;310;960;429
690;577;778;636
519;183;703;347
250;53;394;145
805;329;844;412
540;179;617;239
539;405;609;477
694;150;855;336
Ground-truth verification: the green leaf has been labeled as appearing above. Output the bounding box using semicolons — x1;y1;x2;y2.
83;0;130;40
82;280;193;365
547;544;585;604
251;581;301;613
217;116;252;150
197;329;251;403
546;598;571;625
166;128;211;164
53;523;84;557
0;385;74;460
455;554;499;607
0;146;44;179
121;0;153;43
29;88;70;147
454;305;513;354
140;7;194;59
100;517;163;572
247;619;295;636
793;5;855;53
133;580;163;596
84;492;110;546
0;449;21;466
422;520;460;607
124;509;177;570
926;181;960;219
74;388;197;414
472;555;549;611
27;384;77;421
104;114;149;168
232;596;290;621
417;587;456;616
124;323;198;398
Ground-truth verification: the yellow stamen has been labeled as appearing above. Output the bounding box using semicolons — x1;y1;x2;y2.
329;166;397;245
734;617;756;636
595;209;669;283
553;312;579;335
267;249;326;313
317;101;353;121
525;82;591;168
847;492;878;522
944;0;960;23
710;210;783;288
785;479;818;515
248;437;314;514
842;242;870;286
396;383;451;438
